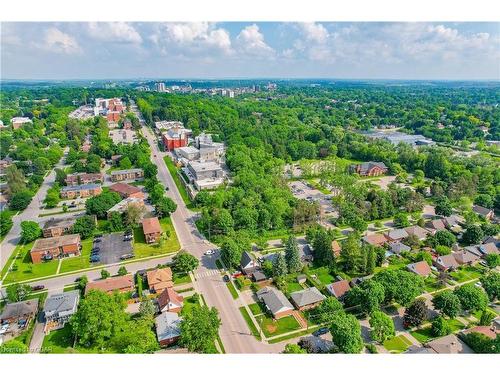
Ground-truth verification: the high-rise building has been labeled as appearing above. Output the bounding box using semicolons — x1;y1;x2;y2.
155;82;166;92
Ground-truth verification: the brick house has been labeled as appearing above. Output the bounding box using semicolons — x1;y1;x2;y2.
350;161;388;177
157;287;184;313
109;182;144;199
110;168;144;182
142;217;162;244
256;287;295;319
162;126;189;151
290;287;326;311
43;216;78;238
30;234;81;263
65;173;103;186
85;274;135;295
147;268;173;294
155;312;182;347
60;184;102;199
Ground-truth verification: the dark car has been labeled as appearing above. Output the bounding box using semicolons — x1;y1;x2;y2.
31;285;44;291
90;255;100;263
94;238;102;243
120;254;134;260
223;275;230;282
312;327;329;337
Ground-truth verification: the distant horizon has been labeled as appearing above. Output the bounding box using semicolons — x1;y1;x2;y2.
2;22;499;81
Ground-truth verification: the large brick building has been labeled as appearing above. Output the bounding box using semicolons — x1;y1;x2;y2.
350;161;388;177
110;168;144;182
109;182;144;199
65;173;104;186
142;217;162;244
30;234;81;263
162;126;189;151
60;184;102;199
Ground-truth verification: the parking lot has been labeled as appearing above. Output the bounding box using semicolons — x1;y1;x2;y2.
92;232;134;265
288;180;337;216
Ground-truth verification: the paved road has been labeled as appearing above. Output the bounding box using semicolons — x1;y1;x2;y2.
0;153;68;272
141;125;286;353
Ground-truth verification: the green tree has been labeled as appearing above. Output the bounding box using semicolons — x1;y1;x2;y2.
138;299;156;318
220;238;243;269
117;266;128;276
0;211;13;236
480;272;500;302
435;197;453;217
108;211;124;232
123;203;146;228
433;230;456;247
340;233;361;272
479;309;496;326
119;156;132;169
432;290;461;318
284;235;302;273
173;251;199;274
6;283;32;302
85;191;121;219
454;284;488;312
403;299;428;328
345;280;385;315
463;332;499;354
369;311;395;344
180;305;221;353
272;253;288;278
72;215;96;239
330;313;364;353
77;275;88;291
462;225;484;245
283;343;306;354
0;340;29;354
20;220;42;243
373;269;424;307
10;190;33;211
101;269;110;280
154;196;177;218
431;316;451;337
113;316;159;353
5;165;26;195
313;297;343;324
54;168;67;186
484;253;500;268
393;213;410;228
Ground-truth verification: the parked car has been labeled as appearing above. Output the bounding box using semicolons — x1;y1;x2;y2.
90;255;100;263
204;249;215;255
0;324;9;335
223;275;230;282
32;285;45;291
312;327;329;337
120;254;134;260
94;238;102;243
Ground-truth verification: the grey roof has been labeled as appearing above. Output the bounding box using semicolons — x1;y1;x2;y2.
61;183;100;192
44;291;79;320
387;229;409;240
43;215;78;230
479;242;499;255
299;336;335;353
252;271;267;281
240;251;255;269
472;205;493;217
256;287;294;316
111;168;143;176
0;299;39;321
389;242;411;254
290;287;326;307
155;311;182;342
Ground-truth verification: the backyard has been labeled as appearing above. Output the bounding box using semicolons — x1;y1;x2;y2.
258;314;301;337
383;334;413;353
133;217;181;258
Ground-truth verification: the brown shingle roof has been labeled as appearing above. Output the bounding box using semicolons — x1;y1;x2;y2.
327;280;351;298
157;287;184;310
85;274;134;294
109;182;142;197
147;268;173;291
142;217;162;235
407;261;432;276
362;233;388;246
463;326;497;339
31;234;80;253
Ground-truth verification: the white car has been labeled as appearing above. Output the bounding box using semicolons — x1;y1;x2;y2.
0;324;9;335
205;249;216;255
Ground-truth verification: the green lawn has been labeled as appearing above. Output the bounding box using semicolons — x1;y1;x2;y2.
383;335;412;353
180;295;200;316
410;327;434;344
306;266;335;286
63;284;78;292
259;315;301;337
59;238;92;274
267;326;319;344
424;277;446;293
447;318;465;332
449;266;484;283
133;217;181;258
173;272;191;285
248;303;265;316
226;281;239;299
2;241;59;283
163;156;192;206
239;307;261;340
41;324;108;354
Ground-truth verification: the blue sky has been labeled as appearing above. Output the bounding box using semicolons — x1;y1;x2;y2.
1;22;499;80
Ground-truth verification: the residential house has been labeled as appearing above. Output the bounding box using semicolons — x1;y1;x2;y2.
147;268;173;294
175;146;200;161
426;219;446;233
0;299;39;326
389;242;411;255
30;234;81;263
65;173;103;186
256;287;294;319
142;217;162;244
298;336;335;354
385;228;409;243
350;161;388;177
453;250;480;266
462;326;497;340
252;271;267;282
472;205;495;221
479;242;499;257
407;261;432;277
42;216;78;238
155;311;182;347
10;117;32;129
60;184;102;199
157;287;184;313
326;280;351;300
442;216;463;232
331;240;341;257
362;233;388;247
85;274;135;295
109;183;144;199
464;245;483;258
107;197;145;218
43;291;80;332
298;243;314;263
240;251;259;275
425;334;473;354
404;226;430;241
434;254;459;271
290;287;326;311
186;161;224;181
110;168;144;182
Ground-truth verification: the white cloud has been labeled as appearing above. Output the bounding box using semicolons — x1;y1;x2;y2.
42;27;82;54
235;24;274;57
297;22;329;43
87;22;142;44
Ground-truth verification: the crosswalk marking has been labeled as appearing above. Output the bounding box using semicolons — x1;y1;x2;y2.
195;269;220;279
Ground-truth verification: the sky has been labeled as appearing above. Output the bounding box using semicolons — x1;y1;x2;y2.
1;22;499;80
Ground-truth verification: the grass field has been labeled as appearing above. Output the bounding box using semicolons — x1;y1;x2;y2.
133;217;181;258
239;307;261;340
180;295;201;316
383;335;412;353
449;266;484;283
163;156;192;206
306;266;335;286
259;315;300;337
226;280;239;299
248;303;265;316
410;327;434;343
173;272;191;285
58;238;92;274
